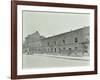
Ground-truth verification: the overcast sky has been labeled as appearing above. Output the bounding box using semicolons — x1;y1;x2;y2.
23;11;90;40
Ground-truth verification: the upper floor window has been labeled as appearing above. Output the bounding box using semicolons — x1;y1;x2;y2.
54;41;56;45
69;48;71;51
75;47;77;50
48;42;50;46
63;40;65;44
75;37;78;43
63;47;65;50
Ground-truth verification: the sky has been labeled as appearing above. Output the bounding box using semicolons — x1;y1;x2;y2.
23;11;90;41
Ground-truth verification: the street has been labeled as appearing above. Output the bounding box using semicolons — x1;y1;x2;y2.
22;54;89;69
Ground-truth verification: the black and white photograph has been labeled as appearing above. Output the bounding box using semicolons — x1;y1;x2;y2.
22;11;90;69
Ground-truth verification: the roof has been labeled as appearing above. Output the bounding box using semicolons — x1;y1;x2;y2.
41;26;89;40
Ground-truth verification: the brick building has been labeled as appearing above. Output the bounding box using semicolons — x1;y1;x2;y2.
23;27;89;56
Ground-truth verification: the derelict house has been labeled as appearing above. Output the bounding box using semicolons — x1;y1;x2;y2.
23;26;89;56
22;31;42;54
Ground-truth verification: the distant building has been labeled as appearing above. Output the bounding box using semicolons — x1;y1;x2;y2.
23;27;89;56
23;31;43;54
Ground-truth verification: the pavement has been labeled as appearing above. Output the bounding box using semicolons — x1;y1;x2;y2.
37;54;89;61
23;54;89;68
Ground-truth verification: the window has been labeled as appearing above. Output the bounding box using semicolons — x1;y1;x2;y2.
75;37;78;43
59;48;61;51
55;48;56;52
48;48;49;51
63;40;65;44
54;41;56;45
69;48;71;50
75;47;77;50
63;47;65;50
48;42;49;46
51;48;53;52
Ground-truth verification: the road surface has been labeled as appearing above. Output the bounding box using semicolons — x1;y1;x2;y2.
22;54;89;69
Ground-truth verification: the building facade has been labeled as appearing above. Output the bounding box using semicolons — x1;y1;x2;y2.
23;31;42;54
23;27;89;56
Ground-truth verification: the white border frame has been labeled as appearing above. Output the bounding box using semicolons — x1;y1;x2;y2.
17;5;95;75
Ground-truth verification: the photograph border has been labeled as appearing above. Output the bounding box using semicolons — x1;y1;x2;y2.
11;1;97;79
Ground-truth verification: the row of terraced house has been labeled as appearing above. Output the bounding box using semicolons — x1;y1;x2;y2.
23;26;89;56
